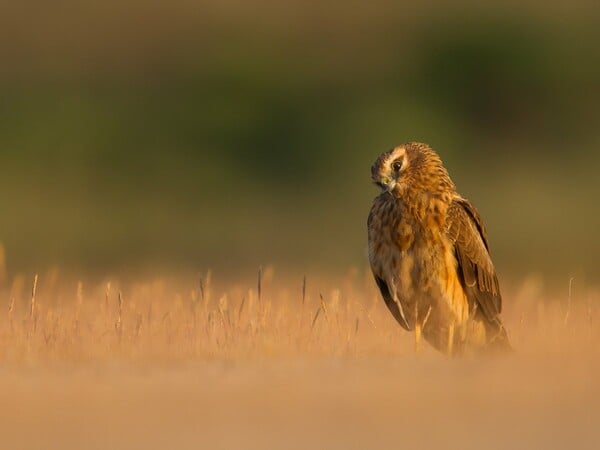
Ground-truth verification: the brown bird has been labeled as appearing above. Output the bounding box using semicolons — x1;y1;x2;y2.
368;142;510;355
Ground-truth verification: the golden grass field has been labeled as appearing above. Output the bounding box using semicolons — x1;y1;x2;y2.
1;267;599;449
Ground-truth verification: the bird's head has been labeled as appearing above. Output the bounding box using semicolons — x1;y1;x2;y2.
371;142;455;198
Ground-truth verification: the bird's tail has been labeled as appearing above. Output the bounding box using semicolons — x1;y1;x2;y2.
485;319;513;353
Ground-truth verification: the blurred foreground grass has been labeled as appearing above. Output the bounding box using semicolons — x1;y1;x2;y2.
1;269;597;364
0;269;598;449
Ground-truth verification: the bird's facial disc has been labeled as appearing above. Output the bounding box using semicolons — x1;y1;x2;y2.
372;146;407;192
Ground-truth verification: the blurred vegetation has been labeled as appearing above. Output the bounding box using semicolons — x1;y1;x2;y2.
0;1;599;281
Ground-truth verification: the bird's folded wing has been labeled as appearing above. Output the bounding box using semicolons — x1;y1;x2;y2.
373;275;411;331
368;206;411;331
445;197;502;321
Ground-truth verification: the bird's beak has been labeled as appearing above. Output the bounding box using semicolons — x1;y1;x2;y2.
374;176;396;192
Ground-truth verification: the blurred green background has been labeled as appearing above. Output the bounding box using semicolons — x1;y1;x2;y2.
0;1;598;281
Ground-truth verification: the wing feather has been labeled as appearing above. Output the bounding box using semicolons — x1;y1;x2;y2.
368;200;411;331
446;197;502;321
374;275;411;331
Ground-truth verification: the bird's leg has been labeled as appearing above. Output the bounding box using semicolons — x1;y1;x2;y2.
414;303;420;354
415;305;432;354
461;303;478;348
389;276;411;330
447;321;455;356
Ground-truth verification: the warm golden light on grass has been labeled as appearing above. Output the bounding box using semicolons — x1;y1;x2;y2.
0;269;597;363
0;269;598;449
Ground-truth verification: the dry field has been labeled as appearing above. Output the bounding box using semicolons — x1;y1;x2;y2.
0;268;598;449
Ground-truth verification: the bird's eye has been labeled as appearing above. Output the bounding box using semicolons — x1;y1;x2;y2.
392;161;403;172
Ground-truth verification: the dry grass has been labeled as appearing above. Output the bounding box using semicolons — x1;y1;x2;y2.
0;268;599;449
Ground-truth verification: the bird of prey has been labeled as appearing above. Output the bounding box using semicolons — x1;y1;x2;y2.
368;142;510;355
